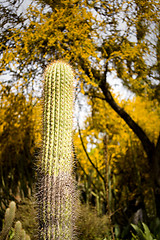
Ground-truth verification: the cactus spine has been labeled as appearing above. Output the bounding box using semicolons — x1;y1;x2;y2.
38;61;76;240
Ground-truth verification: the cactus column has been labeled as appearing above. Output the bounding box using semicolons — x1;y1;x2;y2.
38;61;76;240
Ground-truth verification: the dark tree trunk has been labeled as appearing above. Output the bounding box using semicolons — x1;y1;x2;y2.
80;57;160;218
99;79;160;219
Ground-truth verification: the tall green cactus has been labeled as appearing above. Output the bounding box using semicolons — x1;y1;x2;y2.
38;61;76;240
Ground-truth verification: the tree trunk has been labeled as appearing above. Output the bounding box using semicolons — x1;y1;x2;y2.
99;79;160;219
80;57;160;219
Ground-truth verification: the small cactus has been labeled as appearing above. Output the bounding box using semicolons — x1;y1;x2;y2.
0;201;31;240
13;221;31;240
0;201;16;240
37;61;76;240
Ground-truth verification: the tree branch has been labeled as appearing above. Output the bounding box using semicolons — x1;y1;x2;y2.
79;55;155;163
77;121;106;184
72;140;106;201
99;78;155;162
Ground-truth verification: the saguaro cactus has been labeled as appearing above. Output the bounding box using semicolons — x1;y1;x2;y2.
38;61;76;240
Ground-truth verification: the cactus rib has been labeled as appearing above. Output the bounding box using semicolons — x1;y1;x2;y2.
38;61;76;240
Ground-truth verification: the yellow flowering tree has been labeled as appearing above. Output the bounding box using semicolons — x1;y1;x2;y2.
0;0;97;95
74;93;160;234
0;85;41;214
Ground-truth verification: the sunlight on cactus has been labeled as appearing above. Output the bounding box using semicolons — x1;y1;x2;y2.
37;61;77;240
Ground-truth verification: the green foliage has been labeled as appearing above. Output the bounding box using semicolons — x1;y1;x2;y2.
38;61;76;239
0;201;31;240
131;218;160;240
149;218;160;239
131;223;156;240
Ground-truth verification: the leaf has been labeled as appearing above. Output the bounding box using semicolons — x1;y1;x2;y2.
131;224;147;240
142;223;154;240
